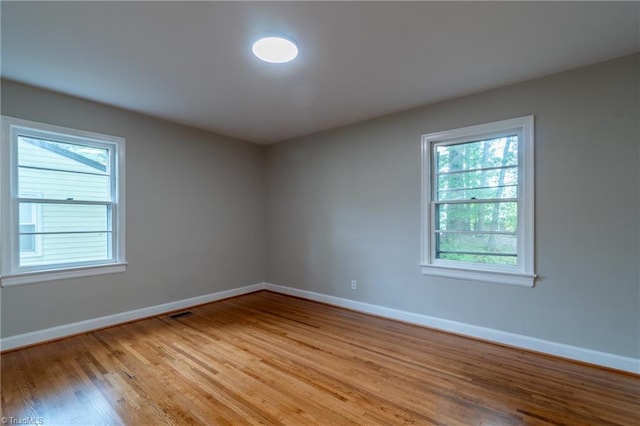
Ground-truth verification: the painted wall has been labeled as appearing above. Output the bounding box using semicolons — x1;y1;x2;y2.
265;54;640;358
1;80;266;338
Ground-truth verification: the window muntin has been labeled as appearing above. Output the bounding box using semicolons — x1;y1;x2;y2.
421;116;535;287
1;116;126;285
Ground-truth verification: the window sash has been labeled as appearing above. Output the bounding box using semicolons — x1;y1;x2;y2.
12;198;117;274
430;132;522;268
432;204;519;264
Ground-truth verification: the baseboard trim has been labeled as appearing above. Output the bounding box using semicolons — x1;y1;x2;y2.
264;283;640;375
3;281;638;374
0;282;267;352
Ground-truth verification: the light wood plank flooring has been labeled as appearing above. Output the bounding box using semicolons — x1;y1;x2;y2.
1;291;638;425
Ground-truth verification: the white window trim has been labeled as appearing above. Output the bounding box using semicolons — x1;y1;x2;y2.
0;116;127;286
420;116;535;287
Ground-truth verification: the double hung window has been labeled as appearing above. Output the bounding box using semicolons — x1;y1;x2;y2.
421;116;535;286
1;116;126;285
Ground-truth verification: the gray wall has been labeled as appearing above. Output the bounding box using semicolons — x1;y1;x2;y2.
1;80;266;338
265;54;640;358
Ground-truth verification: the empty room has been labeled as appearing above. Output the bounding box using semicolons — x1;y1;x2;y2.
1;1;638;425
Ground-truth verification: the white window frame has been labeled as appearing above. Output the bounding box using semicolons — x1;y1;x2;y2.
0;116;127;286
421;116;535;287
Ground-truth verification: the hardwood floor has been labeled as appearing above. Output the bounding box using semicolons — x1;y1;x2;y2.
1;291;638;425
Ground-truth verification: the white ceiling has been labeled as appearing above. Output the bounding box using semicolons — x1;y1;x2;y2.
2;2;638;144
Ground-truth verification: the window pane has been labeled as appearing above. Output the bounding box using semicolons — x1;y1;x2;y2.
18;136;109;174
20;202;110;233
436;167;517;201
19;224;36;252
437;232;517;255
19;202;34;223
437;202;517;232
19;232;111;267
18;167;110;201
439;252;517;266
435;135;518;173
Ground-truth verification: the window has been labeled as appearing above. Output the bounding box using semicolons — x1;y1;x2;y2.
1;116;126;285
421;116;535;287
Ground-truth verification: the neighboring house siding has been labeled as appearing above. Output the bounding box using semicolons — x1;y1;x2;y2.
18;142;109;267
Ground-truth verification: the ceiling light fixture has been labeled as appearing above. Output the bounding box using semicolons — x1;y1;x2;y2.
252;36;298;64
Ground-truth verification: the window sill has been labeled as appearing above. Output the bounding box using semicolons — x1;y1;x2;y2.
0;263;127;287
421;264;536;287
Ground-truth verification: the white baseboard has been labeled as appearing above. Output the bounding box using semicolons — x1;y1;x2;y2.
0;282;266;351
2;281;638;374
264;283;640;375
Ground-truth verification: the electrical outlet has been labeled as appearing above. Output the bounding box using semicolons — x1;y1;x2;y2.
351;280;357;290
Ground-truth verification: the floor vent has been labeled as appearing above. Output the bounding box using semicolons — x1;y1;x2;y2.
169;311;193;319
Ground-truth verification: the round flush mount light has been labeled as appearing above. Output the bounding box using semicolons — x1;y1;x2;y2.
252;36;298;64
